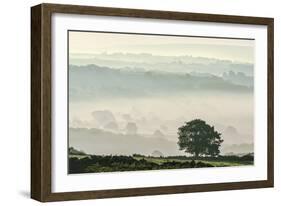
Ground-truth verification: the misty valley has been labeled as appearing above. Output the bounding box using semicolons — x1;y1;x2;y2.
68;31;255;174
68;53;254;174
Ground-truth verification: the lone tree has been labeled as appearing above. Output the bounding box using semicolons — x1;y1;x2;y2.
177;119;223;158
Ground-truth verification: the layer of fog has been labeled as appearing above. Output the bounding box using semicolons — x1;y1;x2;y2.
69;127;253;156
69;53;254;76
69;91;253;155
69;64;253;103
68;59;254;156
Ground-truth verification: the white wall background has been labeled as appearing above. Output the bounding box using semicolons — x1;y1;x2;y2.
0;0;279;205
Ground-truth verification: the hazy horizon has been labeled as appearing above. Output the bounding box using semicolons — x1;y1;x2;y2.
69;31;254;64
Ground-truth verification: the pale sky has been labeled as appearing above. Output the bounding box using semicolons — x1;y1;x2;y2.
69;31;255;63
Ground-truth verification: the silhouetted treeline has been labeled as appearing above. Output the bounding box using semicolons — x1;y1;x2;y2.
68;155;214;174
69;147;86;155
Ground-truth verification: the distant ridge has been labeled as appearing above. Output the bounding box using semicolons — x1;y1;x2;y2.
69;64;253;101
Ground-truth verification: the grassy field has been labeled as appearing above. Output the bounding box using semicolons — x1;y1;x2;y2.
132;156;252;167
68;153;253;174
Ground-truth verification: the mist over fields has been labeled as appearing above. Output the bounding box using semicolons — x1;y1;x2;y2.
68;53;254;156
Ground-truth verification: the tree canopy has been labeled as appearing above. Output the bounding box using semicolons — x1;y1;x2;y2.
177;119;223;157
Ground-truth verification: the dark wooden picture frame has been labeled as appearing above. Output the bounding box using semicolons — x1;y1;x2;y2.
31;3;274;202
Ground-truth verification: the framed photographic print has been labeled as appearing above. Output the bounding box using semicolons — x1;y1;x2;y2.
31;3;274;202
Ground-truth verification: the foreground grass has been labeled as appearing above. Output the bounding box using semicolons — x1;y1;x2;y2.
133;156;252;167
68;154;253;174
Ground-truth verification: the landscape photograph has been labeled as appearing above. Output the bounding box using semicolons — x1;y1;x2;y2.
68;31;254;174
